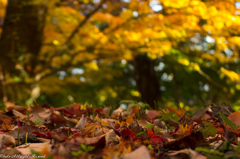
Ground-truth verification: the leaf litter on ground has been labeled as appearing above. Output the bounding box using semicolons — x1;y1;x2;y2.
0;101;240;158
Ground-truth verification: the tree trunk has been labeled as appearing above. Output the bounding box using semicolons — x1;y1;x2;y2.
0;0;47;103
133;54;161;109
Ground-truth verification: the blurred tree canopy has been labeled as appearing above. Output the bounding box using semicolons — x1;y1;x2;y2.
1;0;240;109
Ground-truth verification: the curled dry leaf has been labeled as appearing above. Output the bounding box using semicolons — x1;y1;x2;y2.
168;148;207;159
7;105;27;113
123;146;151;159
137;119;151;128
111;106;123;117
12;109;26;119
102;107;111;117
0;148;22;157
95;127;109;137
68;134;106;146
105;129;118;147
62;116;78;127
7;125;42;139
97;118;117;127
50;130;67;143
16;143;51;155
30;102;51;125
75;114;87;130
154;119;166;128
82;123;102;136
0;134;15;147
53;144;70;157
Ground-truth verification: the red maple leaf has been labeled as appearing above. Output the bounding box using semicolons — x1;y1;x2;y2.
120;128;137;141
148;129;167;145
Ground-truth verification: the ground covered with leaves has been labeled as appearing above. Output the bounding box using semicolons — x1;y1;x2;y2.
1;102;240;159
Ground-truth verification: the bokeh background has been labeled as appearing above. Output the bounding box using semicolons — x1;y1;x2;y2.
1;0;240;110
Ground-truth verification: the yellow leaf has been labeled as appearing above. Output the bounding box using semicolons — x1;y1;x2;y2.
84;61;99;71
220;67;239;82
175;124;192;136
130;90;141;97
126;115;134;126
163;0;189;9
190;62;200;71
178;58;190;66
53;40;59;45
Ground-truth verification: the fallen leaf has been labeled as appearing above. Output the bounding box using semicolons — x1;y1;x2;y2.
75;114;87;130
228;110;240;127
147;129;167;145
1;121;14;132
12;109;26;119
126;115;134;126
16;143;51;155
167;106;185;117
7;105;27;114
120;128;137;141
174;124;193;137
8;125;42;139
132;106;139;114
111;106;123;117
68;134;106;146
164;131;208;150
168;148;207;159
105;129;118;146
82;123;102;136
123;146;151;159
54;103;81;116
0;134;15;147
102;107;111;117
147;110;159;119
30;102;51;125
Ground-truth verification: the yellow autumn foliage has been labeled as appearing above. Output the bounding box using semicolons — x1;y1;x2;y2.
178;58;190;66
221;67;239;82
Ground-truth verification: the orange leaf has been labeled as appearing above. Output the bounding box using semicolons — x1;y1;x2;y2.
228;111;240;127
1;122;14;132
132;106;139;114
3;119;12;124
126;115;134;126
167;106;185;117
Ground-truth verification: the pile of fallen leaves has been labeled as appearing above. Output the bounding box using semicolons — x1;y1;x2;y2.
1;101;240;159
